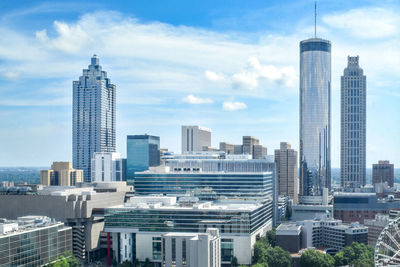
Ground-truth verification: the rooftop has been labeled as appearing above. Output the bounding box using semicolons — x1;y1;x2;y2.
109;196;261;212
0;216;64;236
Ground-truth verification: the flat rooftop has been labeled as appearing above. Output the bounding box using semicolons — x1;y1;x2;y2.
108;196;262;212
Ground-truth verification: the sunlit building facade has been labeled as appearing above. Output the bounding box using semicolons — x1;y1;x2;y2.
299;38;331;196
340;56;366;188
73;55;116;181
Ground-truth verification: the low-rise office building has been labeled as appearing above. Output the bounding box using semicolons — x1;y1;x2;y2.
0;216;72;267
276;223;302;253
0;182;129;261
162;228;221;267
364;214;390;247
277;214;367;253
104;196;272;266
41;161;83;186
333;192;400;223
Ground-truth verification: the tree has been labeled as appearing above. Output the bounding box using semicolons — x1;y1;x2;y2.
251;263;268;267
231;256;239;267
45;252;81;267
253;238;268;263
266;229;276;247
261;246;291;267
300;249;334;267
334;242;373;267
134;258;141;267
144;258;153;267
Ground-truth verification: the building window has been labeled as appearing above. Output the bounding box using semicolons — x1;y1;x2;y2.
172;238;176;262
221;238;234;262
182;239;186;263
152;237;162;260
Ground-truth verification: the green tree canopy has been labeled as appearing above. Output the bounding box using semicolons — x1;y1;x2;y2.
261;246;291;267
266;229;276;247
300;249;334;267
253;238;269;263
334;242;373;267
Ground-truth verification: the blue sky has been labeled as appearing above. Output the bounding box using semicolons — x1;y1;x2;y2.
0;0;399;167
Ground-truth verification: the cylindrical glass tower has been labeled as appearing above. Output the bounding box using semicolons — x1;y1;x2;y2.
299;38;331;196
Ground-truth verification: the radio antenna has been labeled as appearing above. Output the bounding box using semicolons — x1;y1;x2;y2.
314;1;317;38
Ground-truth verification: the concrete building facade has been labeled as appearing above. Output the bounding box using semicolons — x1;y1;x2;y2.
340;56;367;188
73;55;116;181
275;142;298;204
91;152;125;182
181;126;211;153
0;183;129;261
41;161;83;186
372;161;394;187
162;229;221;267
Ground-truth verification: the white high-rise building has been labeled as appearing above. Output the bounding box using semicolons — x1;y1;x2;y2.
73;55;116;181
162;229;221;267
91;152;125;182
181;126;211;153
340;56;366;188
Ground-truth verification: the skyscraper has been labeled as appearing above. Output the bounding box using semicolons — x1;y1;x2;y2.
72;55;116;181
340;56;366;188
181;126;211;153
299;38;331;196
126;135;160;181
275;142;298;204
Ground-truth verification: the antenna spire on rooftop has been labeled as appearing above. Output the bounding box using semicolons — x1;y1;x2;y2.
314;1;317;38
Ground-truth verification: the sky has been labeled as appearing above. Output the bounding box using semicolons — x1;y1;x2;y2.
0;0;399;167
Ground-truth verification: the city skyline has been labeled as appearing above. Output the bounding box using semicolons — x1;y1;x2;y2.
0;0;399;167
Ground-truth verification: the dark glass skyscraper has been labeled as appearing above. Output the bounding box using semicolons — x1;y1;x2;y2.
126;135;160;181
72;55;116;181
299;38;331;196
341;56;366;188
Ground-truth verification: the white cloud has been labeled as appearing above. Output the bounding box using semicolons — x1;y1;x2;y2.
222;101;247;111
204;70;225;82
211;56;297;90
182;94;214;104
323;7;400;39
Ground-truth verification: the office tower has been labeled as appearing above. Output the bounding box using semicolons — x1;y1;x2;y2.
91;152;125;182
181;126;211;153
299;38;331;196
40;161;83;186
340;56;366;188
242;136;259;155
233;144;243;154
275;142;298;204
372;160;394;187
73;55;116;181
126;135;160;181
219;142;234;155
0;216;72;266
253;144;268;159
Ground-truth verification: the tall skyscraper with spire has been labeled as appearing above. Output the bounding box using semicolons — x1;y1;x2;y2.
341;56;366;188
73;55;116;181
299;4;331;197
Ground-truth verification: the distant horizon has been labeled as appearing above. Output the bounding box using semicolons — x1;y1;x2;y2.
0;0;398;167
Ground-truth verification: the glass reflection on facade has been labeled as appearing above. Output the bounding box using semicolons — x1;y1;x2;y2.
299;38;331;196
126;135;160;181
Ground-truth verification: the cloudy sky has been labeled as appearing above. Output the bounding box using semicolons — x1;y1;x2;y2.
0;0;399;167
